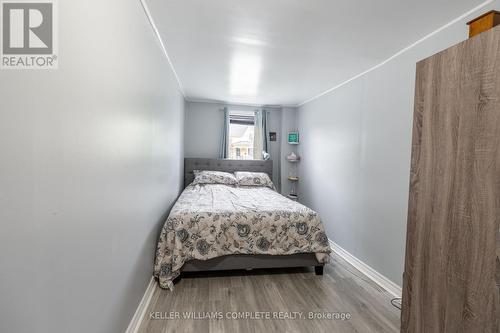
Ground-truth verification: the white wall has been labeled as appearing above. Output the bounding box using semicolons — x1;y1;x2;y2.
184;101;283;188
0;1;184;333
297;1;500;287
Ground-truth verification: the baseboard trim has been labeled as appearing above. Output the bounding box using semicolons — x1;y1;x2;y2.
124;276;156;333
329;239;402;297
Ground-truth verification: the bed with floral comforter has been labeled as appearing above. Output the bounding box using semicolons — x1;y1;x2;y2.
154;184;331;290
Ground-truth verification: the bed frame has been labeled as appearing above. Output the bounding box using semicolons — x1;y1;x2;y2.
181;158;324;276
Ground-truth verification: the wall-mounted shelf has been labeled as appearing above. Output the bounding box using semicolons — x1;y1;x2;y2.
286;152;300;162
286;133;299;201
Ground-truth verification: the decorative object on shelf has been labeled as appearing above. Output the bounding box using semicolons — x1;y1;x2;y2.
467;10;500;38
269;132;277;142
288;131;299;144
286;152;300;162
288;171;299;200
285;131;300;201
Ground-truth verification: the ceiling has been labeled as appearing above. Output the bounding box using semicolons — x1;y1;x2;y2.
146;0;484;106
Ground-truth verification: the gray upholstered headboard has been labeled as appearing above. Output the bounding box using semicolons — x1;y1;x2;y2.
184;158;273;188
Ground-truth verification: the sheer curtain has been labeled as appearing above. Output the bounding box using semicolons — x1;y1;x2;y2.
219;107;229;158
262;109;268;155
253;109;269;160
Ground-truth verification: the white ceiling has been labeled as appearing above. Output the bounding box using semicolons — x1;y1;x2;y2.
145;0;484;106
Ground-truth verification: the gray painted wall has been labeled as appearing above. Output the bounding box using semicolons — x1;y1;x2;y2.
0;1;184;333
184;101;225;158
184;101;283;189
296;1;500;287
266;108;283;190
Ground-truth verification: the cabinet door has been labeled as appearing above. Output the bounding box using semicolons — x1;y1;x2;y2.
402;26;500;332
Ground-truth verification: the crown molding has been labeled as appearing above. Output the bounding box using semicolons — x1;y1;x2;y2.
140;0;185;96
297;0;495;107
185;97;294;109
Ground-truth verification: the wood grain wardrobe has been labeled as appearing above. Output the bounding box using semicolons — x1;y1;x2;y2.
401;26;500;332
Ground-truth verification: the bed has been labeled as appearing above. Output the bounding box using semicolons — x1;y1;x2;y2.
153;158;331;290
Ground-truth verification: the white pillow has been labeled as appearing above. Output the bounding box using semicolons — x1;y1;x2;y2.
192;170;238;186
235;171;275;189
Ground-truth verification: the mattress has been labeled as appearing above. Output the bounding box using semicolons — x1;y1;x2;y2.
153;184;331;289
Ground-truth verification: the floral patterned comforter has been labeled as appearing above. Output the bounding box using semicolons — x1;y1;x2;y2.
153;184;331;290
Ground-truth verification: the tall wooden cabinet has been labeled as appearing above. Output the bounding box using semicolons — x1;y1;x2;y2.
402;26;500;332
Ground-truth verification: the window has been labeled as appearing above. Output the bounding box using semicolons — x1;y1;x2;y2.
228;111;255;160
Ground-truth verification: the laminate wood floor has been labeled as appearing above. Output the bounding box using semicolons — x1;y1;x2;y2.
138;253;400;333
